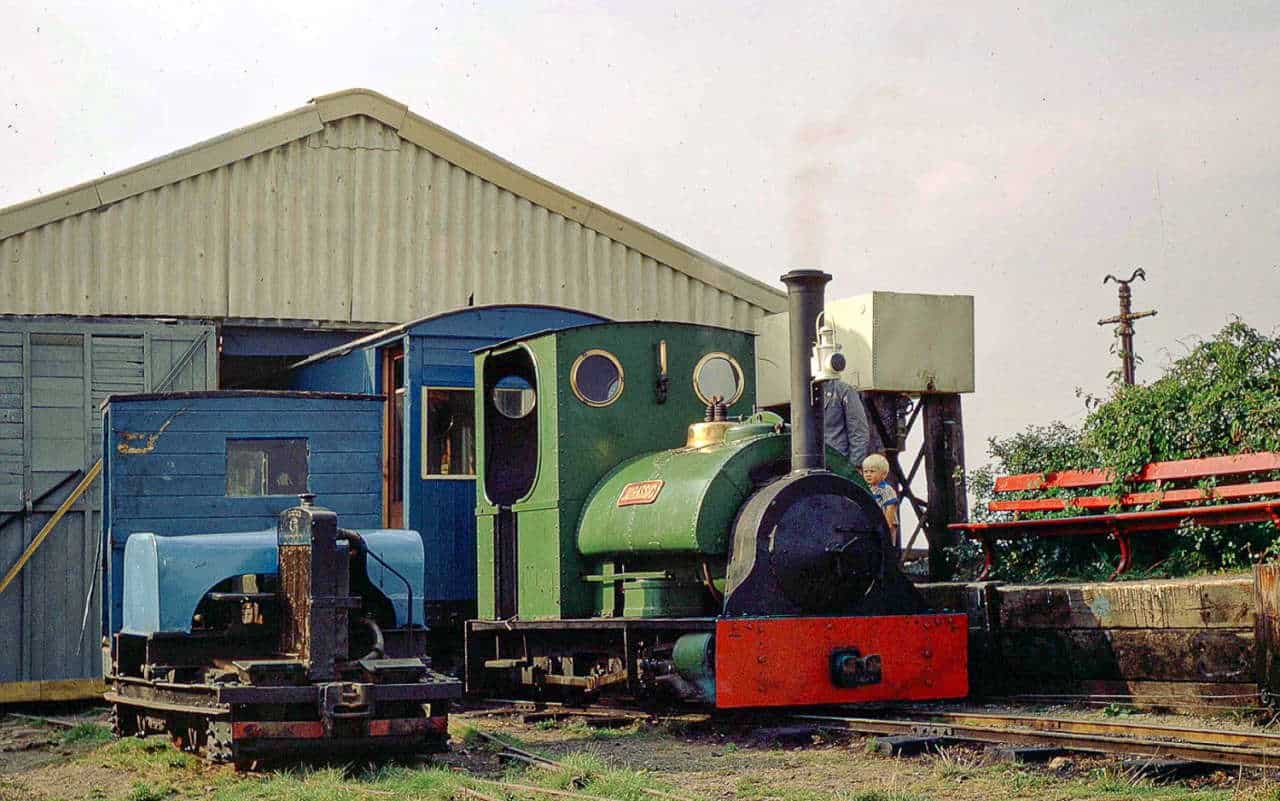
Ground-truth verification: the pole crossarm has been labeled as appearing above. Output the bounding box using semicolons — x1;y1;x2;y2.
1098;267;1157;386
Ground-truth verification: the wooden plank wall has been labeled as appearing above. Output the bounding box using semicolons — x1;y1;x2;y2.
0;319;216;698
920;575;1260;713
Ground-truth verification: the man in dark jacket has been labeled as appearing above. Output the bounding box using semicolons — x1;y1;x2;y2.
822;379;869;466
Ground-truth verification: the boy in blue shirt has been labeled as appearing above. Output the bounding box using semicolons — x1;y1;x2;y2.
861;453;899;548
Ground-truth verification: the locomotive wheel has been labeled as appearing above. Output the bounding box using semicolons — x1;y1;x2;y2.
109;703;139;738
169;715;205;752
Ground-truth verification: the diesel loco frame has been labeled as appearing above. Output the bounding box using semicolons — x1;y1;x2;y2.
100;392;461;767
107;498;460;766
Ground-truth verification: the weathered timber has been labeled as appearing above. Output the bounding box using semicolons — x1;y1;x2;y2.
921;394;966;580
997;575;1254;630
920;575;1266;711
873;734;945;756
1253;564;1280;701
993;745;1068;764
917;581;1001;629
0;678;106;704
917;582;1004;693
751;725;821;744
1120;758;1214;781
998;628;1254;682
1005;680;1260;712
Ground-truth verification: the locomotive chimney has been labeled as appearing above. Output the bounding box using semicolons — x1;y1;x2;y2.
780;269;832;473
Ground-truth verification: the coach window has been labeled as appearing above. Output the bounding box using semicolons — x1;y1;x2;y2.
493;376;536;419
571;349;624;407
226;438;309;496
693;352;744;406
422;388;476;478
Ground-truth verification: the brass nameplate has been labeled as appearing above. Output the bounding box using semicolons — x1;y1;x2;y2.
617;480;664;506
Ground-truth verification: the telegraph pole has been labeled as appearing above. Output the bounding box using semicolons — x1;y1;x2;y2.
1098;269;1157;386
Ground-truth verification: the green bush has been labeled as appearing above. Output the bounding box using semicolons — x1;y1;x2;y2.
958;319;1280;581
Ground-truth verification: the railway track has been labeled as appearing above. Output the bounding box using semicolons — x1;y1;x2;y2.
795;710;1280;769
466;699;1280;770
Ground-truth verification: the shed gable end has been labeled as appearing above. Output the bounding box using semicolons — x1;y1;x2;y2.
0;90;783;328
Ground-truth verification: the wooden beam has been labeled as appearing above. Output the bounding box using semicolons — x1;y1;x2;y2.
1254;564;1280;701
997;577;1255;629
1006;680;1260;713
998;628;1254;683
0;677;105;704
922;394;966;580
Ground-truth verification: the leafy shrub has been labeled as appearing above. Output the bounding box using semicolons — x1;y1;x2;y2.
958;319;1280;581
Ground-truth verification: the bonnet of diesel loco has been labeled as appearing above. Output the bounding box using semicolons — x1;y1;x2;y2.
575;270;926;621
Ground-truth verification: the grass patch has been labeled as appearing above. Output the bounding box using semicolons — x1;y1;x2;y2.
124;782;175;801
62;722;113;745
213;758;675;801
454;724;531;753
360;765;467;798
99;737;198;771
455;725;488;750
496;751;683;801
930;746;984;780
211;765;459;801
1055;767;1234;801
736;775;838;801
0;778;36;801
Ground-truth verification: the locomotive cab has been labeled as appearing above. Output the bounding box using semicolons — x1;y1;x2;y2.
465;273;968;708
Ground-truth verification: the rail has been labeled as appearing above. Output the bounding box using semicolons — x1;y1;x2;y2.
795;710;1280;769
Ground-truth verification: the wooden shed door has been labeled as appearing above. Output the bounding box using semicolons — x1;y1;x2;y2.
0;321;215;694
382;346;405;528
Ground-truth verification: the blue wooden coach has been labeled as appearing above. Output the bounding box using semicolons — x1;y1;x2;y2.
285;305;605;625
100;391;389;639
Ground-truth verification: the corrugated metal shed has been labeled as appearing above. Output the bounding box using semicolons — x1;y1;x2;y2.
0;318;216;701
0;89;785;329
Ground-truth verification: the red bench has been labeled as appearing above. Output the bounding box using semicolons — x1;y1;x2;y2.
949;453;1280;580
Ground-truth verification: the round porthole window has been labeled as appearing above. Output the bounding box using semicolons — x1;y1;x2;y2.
693;352;744;406
492;377;536;419
571;350;624;407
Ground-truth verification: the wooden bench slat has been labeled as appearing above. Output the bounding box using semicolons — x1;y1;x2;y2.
988;479;1280;513
994;452;1280;493
963;453;1280;580
951;498;1280;536
996;468;1111;492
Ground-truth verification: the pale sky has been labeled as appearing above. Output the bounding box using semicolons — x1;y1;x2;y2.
2;0;1278;479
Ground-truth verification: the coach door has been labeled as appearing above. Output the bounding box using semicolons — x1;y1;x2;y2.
382;344;405;528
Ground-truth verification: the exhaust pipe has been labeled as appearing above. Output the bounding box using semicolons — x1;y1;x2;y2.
780;269;832;473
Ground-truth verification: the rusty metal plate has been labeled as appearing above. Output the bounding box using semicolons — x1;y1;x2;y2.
714;614;969;709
